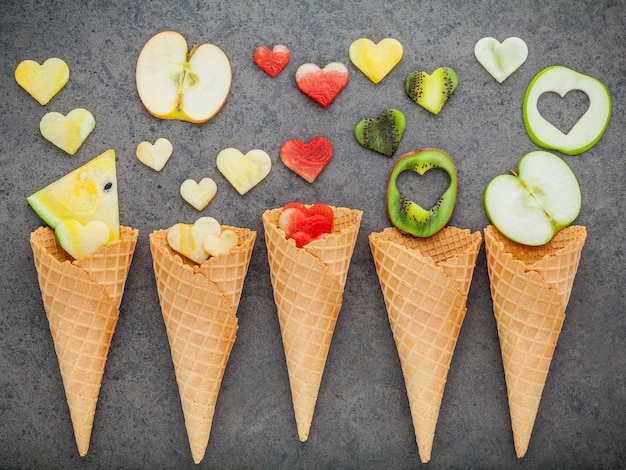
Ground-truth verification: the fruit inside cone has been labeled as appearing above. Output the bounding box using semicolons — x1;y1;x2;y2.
136;31;232;123
278;202;334;248
167;217;238;263
387;149;457;238
484;150;581;246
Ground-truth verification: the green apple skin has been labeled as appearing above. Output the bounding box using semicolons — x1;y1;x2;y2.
484;150;581;246
523;65;611;155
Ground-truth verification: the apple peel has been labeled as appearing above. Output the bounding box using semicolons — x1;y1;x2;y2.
523;66;611;155
216;148;272;195
136;137;173;171
180;177;217;211
349;37;403;84
15;58;69;105
474;37;528;83
39;108;95;155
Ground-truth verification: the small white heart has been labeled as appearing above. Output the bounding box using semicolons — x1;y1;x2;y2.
216;148;272;195
180;177;218;211
474;37;528;83
55;219;110;260
136;137;173;171
167;216;222;264
203;229;239;257
39;108;96;155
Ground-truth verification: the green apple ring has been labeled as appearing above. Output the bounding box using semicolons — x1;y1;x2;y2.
523;65;611;155
387;148;457;237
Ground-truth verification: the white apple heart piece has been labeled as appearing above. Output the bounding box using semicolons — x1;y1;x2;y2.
39;108;95;155
203;228;238;257
216;148;272;195
484;150;581;246
136;137;173;171
14;58;70;105
474;37;528;83
167;216;222;264
523;65;611;155
54;219;111;260
180;177;218;211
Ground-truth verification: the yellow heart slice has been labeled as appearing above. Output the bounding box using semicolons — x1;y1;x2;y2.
180;177;218;211
216;148;272;195
349;38;403;84
203;228;238;257
39;108;96;155
15;58;69;105
136;137;173;171
54;219;110;260
167;216;222;264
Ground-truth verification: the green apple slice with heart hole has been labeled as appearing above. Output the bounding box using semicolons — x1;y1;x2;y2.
484;150;581;246
523;65;611;155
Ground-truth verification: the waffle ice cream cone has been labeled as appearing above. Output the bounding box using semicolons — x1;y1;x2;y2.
30;225;139;457
369;226;482;463
262;206;362;442
484;224;586;458
149;226;256;464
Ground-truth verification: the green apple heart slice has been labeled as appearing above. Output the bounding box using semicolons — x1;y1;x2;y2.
387;148;457;237
523;66;611;155
484;150;581;246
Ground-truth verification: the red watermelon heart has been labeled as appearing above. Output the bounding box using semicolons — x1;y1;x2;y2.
295;62;349;108
278;202;334;247
280;136;333;183
254;45;291;77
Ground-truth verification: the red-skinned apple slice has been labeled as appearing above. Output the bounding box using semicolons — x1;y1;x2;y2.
136;31;232;123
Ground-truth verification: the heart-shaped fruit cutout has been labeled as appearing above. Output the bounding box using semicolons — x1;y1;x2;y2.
167;216;224;264
278;202;334;248
254;44;291;77
216;148;272;195
280;137;333;183
348;37;403;83
55;219;110;260
405;67;458;115
180;177;218;211
295;62;349;108
474;37;528;83
523;66;611;155
39;108;95;155
484;150;581;245
203;228;239;257
354;108;406;157
15;58;69;105
136;137;173;171
387;148;458;238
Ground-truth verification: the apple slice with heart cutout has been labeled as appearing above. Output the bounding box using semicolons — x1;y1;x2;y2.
484;150;581;246
136;31;232;123
523;66;611;155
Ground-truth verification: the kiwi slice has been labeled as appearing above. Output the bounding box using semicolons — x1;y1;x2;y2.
405;67;458;115
387;148;457;237
354;108;406;157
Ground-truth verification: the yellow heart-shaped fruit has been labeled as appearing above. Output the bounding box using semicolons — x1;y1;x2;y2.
167;216;222;264
54;219;110;260
349;38;403;84
180;177;218;211
203;228;238;257
39;108;96;155
216;148;272;195
136;137;173;171
15;58;69;105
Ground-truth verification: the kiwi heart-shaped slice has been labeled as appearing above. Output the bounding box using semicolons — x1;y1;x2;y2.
354;108;406;157
387;148;457;237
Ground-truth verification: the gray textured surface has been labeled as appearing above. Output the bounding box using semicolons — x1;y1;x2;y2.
1;0;625;468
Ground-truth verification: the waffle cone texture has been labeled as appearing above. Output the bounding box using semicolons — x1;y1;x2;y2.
484;224;586;458
369;226;482;463
149;226;256;464
30;225;139;457
262;206;362;442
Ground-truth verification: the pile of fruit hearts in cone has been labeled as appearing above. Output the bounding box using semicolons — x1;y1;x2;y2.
17;29;611;464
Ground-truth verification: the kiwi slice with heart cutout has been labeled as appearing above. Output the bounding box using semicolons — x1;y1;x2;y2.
387;148;457;237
